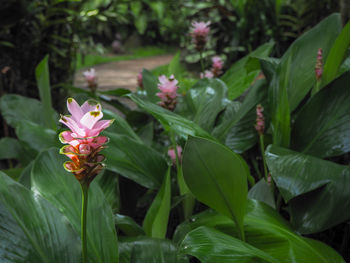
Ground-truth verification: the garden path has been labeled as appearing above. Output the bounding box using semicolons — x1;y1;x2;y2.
74;54;173;91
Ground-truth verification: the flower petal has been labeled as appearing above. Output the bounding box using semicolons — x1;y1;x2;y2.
81;99;101;114
80;111;103;129
67;98;83;121
60;115;86;137
89;119;114;137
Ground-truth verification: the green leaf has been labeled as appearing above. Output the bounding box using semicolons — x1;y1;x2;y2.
221;42;274;100
31;148;119;263
0;94;57;128
174;200;345;263
143;168;171;238
142;69;159;103
168;52;184;78
180;226;279;263
213;79;267;152
119;237;188;263
248;179;275;209
269;59;291;147
322;20;350;87
99;88;131;96
182;136;248;240
266;144;350;234
292;71;350;158
0;172;79;263
16;120;59;152
278;13;342;110
0;137;23;160
104;132;167;189
115;214;145;236
97;170;120;213
103;109;141;142
129;94;214;140
35;55;56;130
184;78;227;132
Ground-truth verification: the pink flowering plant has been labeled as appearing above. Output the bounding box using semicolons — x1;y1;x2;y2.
190;21;210;52
83;68;98;93
59;97;113;263
156;74;179;111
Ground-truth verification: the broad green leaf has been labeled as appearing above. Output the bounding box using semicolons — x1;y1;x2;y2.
129;94;214;140
97;170;120;213
266;144;350;234
180;226;280;263
35;55;56;129
322;20;350;87
0;94;57;128
143;168;171;238
248;179;275;209
213;79;267;152
103;109;141;142
104;132;167;189
221;42;274;100
168;52;184;79
278;13;342;110
99;88;131;97
174;200;345;263
134;14;147;34
16;120;59;152
119;237;188;263
115;214;145;236
0;172;79;263
0;137;23;159
182;136;248;240
142;69;159;103
292;71;350;158
31;148;118;263
269;59;291;147
184;78;227;131
137;121;154;146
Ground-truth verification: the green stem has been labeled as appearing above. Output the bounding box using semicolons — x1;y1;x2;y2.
259;134;268;180
81;183;89;263
199;51;204;73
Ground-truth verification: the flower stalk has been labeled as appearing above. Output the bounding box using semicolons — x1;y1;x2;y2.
81;183;88;263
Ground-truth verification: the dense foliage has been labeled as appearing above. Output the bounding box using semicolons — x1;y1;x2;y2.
1;1;350;263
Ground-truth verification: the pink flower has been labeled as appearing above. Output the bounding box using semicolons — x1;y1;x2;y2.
83;68;97;92
190;21;210;51
200;70;214;79
211;56;223;77
315;48;323;81
255;104;265;135
168;146;182;164
59;98;114;184
137;71;143;89
156;75;179;111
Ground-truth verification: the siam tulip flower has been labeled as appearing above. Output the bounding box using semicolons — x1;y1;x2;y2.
200;70;214;79
255;104;265;135
168;146;182;164
137;71;143;89
59;98;114;185
83;68;98;93
190;21;210;51
156;75;179;111
315;48;323;81
211;56;223;77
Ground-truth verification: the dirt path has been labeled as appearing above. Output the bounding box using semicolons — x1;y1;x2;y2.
74;54;173;91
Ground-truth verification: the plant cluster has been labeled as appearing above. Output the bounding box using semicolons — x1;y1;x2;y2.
1;11;350;263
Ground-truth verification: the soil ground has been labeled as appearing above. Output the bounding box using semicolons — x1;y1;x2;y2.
74;54;173;92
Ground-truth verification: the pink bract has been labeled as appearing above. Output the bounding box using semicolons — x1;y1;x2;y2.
83;68;97;83
168;146;183;163
200;70;214;79
59;98;114;139
191;21;210;37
